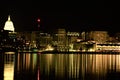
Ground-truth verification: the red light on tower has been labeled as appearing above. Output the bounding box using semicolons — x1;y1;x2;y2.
37;18;40;23
37;18;40;31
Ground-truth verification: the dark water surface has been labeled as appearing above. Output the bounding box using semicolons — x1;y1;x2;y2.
1;52;120;80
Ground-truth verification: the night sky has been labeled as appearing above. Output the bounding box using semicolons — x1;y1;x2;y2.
0;1;113;33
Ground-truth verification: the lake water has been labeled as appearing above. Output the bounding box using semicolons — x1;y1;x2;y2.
1;52;120;80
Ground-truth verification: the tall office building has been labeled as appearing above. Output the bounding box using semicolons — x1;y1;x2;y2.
89;31;109;43
54;29;66;51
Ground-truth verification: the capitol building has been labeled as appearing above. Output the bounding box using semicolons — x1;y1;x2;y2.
4;15;15;32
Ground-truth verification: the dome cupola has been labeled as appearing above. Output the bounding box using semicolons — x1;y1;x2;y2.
4;15;15;32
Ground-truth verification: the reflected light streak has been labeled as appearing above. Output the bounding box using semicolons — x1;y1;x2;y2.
17;54;20;71
116;55;120;71
4;64;14;80
15;53;120;79
69;54;74;78
55;54;65;77
23;54;26;69
45;54;53;75
32;54;37;70
4;53;15;80
25;54;31;69
37;68;40;80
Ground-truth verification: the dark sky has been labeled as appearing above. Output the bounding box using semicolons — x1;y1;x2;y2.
0;1;113;33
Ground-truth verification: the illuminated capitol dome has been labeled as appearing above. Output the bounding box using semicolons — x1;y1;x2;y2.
4;15;15;32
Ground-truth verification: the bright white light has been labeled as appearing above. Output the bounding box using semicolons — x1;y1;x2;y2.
69;49;78;52
88;48;95;52
45;45;54;51
5;52;15;54
4;15;15;32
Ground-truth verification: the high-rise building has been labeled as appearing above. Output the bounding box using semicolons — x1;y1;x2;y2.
88;31;109;43
53;29;67;51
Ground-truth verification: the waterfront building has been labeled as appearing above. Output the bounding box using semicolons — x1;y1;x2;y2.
88;31;109;43
115;32;120;41
37;32;52;50
53;29;67;51
67;31;80;50
17;31;52;50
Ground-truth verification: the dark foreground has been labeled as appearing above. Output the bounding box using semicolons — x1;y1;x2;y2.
14;70;120;80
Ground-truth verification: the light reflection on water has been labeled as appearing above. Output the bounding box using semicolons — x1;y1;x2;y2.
2;52;120;80
3;52;15;80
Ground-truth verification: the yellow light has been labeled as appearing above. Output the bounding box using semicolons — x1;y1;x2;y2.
4;64;14;80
